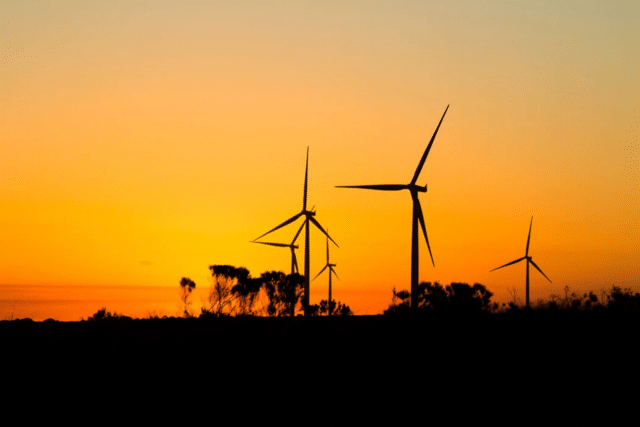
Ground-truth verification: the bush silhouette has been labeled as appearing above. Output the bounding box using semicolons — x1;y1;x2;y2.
87;307;127;321
179;277;196;317
308;299;353;316
607;286;640;313
384;281;496;315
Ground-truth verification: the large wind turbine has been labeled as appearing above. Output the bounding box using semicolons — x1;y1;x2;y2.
252;221;305;276
336;105;449;310
312;230;339;316
254;148;337;316
490;216;551;307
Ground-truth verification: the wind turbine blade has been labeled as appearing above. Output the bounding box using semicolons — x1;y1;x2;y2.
252;241;290;248
291;220;305;245
529;259;552;283
411;105;449;185
312;265;328;281
335;184;408;191
303;147;309;211
526;216;533;256
489;257;526;272
292;249;299;274
326;232;330;263
331;267;340;281
309;216;338;247
253;212;303;241
412;193;434;267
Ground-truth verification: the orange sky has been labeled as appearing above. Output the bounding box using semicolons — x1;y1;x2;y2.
1;1;638;319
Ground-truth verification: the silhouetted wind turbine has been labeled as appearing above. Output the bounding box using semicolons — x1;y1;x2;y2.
490;216;551;307
252;221;305;275
312;230;339;316
254;147;337;316
336;105;449;310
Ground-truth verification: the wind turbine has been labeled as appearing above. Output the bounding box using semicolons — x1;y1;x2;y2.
312;230;339;316
336;105;449;310
254;148;337;316
252;221;305;276
489;216;551;307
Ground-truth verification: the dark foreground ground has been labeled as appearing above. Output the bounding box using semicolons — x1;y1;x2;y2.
1;312;637;423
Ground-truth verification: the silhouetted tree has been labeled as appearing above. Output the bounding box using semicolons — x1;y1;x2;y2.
179;277;196;317
384;287;412;315
203;265;250;317
447;282;495;313
231;276;262;316
260;271;305;317
607;286;640;313
414;281;448;310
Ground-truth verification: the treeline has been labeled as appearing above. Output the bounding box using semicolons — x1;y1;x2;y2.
178;264;352;318
384;281;640;315
517;285;640;313
80;278;640;321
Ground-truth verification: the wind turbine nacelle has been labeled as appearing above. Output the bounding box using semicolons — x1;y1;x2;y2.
304;210;316;217
409;183;427;193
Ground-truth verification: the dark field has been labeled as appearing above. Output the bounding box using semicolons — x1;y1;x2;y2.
1;312;637;423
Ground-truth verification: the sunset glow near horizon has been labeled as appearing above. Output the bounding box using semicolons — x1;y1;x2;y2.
1;1;638;319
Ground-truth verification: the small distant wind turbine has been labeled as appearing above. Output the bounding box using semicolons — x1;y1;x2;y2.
252;221;305;276
254;147;337;316
312;230;339;316
336;105;449;310
490;216;551;307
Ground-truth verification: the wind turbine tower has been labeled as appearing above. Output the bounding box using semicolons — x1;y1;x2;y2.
313;230;339;316
254;148;337;316
490;216;552;307
336;106;449;310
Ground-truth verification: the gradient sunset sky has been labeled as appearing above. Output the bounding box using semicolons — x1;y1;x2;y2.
1;1;638;317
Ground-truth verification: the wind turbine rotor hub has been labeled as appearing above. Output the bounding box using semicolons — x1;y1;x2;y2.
409;184;427;193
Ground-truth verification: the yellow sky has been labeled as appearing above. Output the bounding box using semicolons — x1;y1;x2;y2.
1;1;638;316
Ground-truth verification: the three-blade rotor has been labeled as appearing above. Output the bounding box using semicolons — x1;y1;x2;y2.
490;216;551;283
335;105;449;267
254;147;337;248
